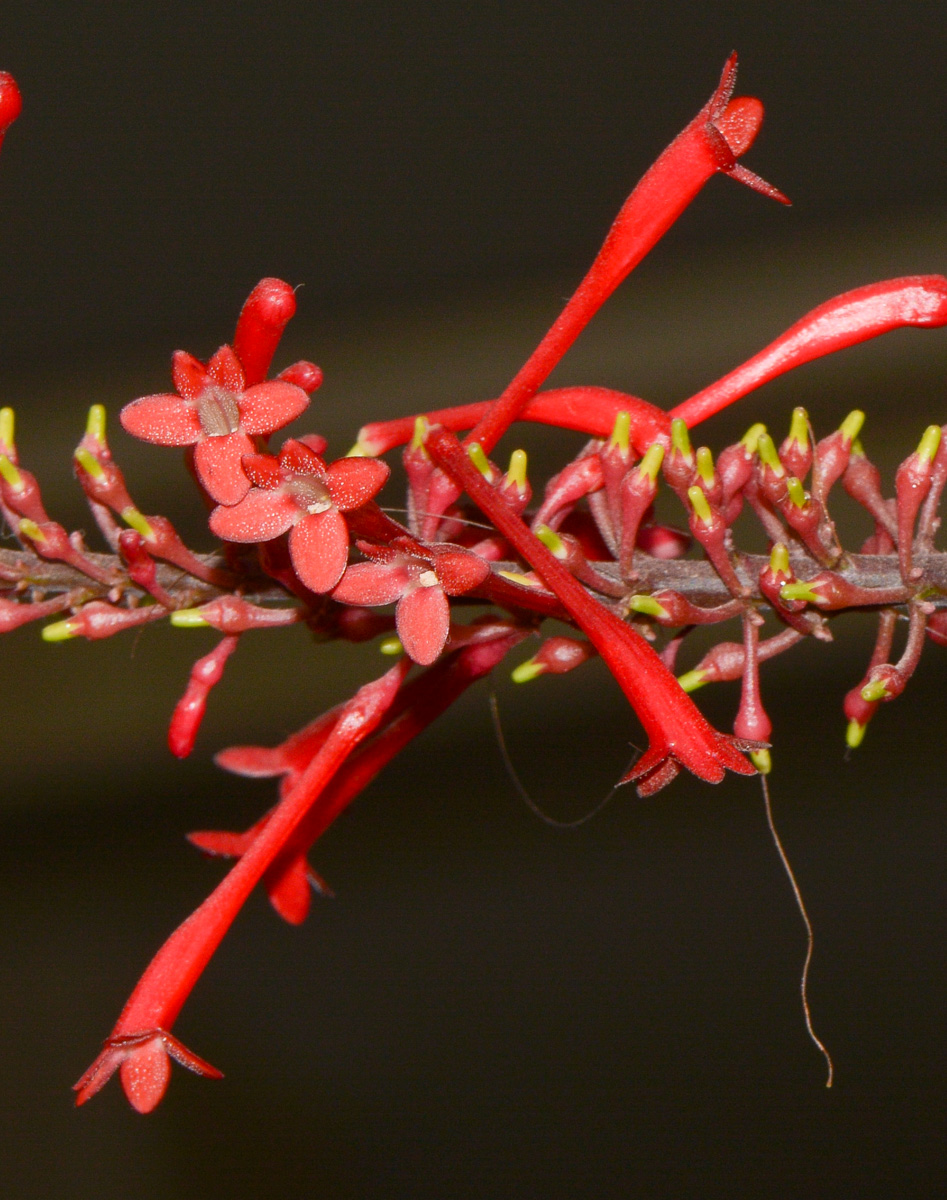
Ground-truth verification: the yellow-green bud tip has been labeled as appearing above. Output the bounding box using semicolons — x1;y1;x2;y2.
786;476;807;509
0;453;22;490
860;679;890;703
839;409;865;445
916;424;942;466
467;441;494;481
511;659;546;684
85;404;107;443
845;718;867;749
409;416;430;454
687;484;713;525
121;508;153;539
379;636;404;656
41;618;78;643
608;411;631;455
627;594;670;620
505;448;528;491
787;406;809;450
677;668;708;693
497;569;540;588
750;747;772;775
18;518;44;543
757;432;785;477
0;406;14;451
780;581;820;604
169;609;211;628
670;417;692;462
74;447;105;479
769;542;790;576
695;445;715;486
740;422;767;454
636;442;664;483
345;442;371;458
535;524;566;557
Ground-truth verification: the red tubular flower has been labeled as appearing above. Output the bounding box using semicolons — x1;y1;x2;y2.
426;426;758;796
168;635;241;759
331;537;491;665
0;71;22;156
670;276;947;429
209;439;390;594
74;659;408;1113
232;278;299;388
121;343;310;506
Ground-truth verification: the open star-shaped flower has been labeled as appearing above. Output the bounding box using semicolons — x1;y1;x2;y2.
208;439;390;593
120;344;310;505
331;536;491;664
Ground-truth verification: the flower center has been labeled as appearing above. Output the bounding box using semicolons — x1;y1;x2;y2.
197;387;241;437
418;569;439;588
286;477;332;514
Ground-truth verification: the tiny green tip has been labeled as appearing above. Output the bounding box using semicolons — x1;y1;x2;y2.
511;659;546;684
860;679;890;703
687;484;713;525
740;422;767;454
170;609;211;628
845;718;867;749
409;416;429;454
627;594;670;620
497;569;539;588
0;406;14;450
917;424;942;465
840;409;865;445
670;417;692;461
41;618;77;642
695;445;714;486
637;442;664;483
750;748;772;775
786;476;807;509
0;453;22;489
505;448;528;490
677;668;708;693
467;441;494;480
379;636;404;656
121;508;153;539
780;581;820;604
535;524;566;557
85;404;107;443
18;518;44;543
787;406;809;449
769;542;790;576
609;411;631;455
74;447;105;479
757;432;785;476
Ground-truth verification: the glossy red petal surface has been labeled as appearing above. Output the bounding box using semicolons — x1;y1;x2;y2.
289;509;350;593
326;456;390;510
209;487;297;542
331;560;409;606
194;432;254;506
265;855;312;925
240;381;310;435
120;394;201;446
396;584;450;665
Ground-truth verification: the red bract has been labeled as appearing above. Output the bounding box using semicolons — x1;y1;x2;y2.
120;337;310;506
332;536;491;664
209;439;390;593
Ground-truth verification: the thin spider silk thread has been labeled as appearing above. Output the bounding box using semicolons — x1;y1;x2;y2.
488;691;633;828
761;772;834;1087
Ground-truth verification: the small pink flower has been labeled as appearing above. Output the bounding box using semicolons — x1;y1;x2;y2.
209;439;390;593
120;344;310;505
332;536;490;665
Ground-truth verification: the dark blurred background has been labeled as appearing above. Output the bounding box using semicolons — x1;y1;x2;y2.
3;4;947;1197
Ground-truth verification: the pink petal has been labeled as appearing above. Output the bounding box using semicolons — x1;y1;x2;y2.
119;1039;171;1115
207;344;245;392
396;584;450;665
289;509;350;593
209;487;297;542
331;560;409;606
278;437;326;478
240;381;310;436
264;854;312;925
326;456;391;511
120;394;202;446
171;351;208;399
194;431;255;506
214;745;288;777
186;829;254;857
431;548;491;595
241;452;282;489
